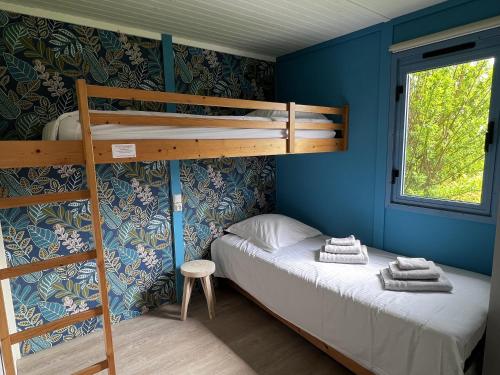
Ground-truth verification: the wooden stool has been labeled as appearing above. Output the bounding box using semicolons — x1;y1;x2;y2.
180;260;216;321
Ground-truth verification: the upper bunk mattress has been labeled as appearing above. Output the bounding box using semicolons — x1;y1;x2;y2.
211;234;490;375
42;110;336;140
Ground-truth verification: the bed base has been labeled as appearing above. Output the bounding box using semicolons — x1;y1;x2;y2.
221;278;374;375
0;138;345;168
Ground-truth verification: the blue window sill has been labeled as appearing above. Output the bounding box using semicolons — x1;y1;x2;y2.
386;201;496;224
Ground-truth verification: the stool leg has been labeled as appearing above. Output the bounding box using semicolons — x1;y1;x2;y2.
208;276;216;317
181;277;194;321
201;276;215;319
210;275;216;305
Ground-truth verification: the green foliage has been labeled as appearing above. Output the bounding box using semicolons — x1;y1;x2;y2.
403;58;494;204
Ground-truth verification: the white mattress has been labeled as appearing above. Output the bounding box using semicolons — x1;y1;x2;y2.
211;234;490;375
42;110;336;140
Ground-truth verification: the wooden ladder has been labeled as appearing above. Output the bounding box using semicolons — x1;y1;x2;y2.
0;79;116;374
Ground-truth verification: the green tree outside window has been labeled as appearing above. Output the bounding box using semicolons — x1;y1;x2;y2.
403;58;495;204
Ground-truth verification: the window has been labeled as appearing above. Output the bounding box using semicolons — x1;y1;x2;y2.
391;33;500;217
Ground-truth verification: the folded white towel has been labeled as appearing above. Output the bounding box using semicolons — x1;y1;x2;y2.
328;235;356;246
319;245;368;264
396;257;431;270
389;261;440;280
379;267;453;292
324;239;361;254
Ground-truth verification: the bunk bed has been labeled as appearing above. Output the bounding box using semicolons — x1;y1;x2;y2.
0;80;349;168
0;79;349;375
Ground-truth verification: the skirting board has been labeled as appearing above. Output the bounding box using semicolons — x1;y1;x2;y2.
220;278;374;375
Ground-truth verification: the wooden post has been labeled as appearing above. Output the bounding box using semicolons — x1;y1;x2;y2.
342;104;349;151
0;282;15;375
76;79;116;374
287;102;296;153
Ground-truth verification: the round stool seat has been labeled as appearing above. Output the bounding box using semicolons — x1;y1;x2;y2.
181;260;215;278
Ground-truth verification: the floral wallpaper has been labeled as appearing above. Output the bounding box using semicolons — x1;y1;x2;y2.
0;11;172;356
0;162;174;356
173;43;274;115
0;10;164;140
181;157;276;260
174;45;276;260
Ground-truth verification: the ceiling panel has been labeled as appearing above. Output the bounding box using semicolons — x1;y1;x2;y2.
351;0;444;19
0;0;445;60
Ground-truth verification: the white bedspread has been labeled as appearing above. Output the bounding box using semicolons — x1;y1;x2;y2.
42;110;336;140
211;234;490;375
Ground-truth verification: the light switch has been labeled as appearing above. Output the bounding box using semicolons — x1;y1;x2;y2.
173;193;182;212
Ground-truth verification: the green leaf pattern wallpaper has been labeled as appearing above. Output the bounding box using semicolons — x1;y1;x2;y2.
0;11;276;356
0;11;164;139
0;162;174;356
173;43;274;115
181;157;276;261
173;44;276;261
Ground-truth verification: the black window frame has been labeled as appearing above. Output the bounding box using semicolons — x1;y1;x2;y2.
388;28;500;220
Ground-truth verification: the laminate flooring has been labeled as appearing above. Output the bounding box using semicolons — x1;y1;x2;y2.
17;285;353;375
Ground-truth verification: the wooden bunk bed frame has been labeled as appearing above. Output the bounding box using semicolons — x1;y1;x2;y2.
0;80;349;168
0;79;349;374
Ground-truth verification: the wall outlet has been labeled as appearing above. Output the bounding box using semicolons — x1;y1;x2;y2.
173;193;182;212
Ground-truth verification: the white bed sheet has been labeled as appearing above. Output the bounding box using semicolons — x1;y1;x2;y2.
42;110;336;140
211;234;490;375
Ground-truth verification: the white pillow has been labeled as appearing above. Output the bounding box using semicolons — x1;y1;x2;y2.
226;214;321;252
246;110;328;121
269;110;328;121
246;109;275;118
295;111;328;120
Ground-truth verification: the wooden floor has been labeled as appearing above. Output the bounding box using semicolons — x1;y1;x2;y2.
17;285;353;375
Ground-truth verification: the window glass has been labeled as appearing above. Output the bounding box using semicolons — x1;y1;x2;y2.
402;57;495;204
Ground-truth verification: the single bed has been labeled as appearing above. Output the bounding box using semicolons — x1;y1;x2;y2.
42;110;337;140
211;234;490;375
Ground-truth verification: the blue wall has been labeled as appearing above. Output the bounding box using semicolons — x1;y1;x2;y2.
276;30;381;244
276;0;500;275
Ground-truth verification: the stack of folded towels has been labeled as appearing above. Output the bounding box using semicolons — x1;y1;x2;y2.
379;257;453;292
319;235;369;264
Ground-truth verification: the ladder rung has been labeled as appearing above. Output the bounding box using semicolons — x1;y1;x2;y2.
10;307;103;344
0;190;90;209
72;360;109;375
0;250;97;280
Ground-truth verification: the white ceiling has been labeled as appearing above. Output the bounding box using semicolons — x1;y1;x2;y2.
1;0;444;61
